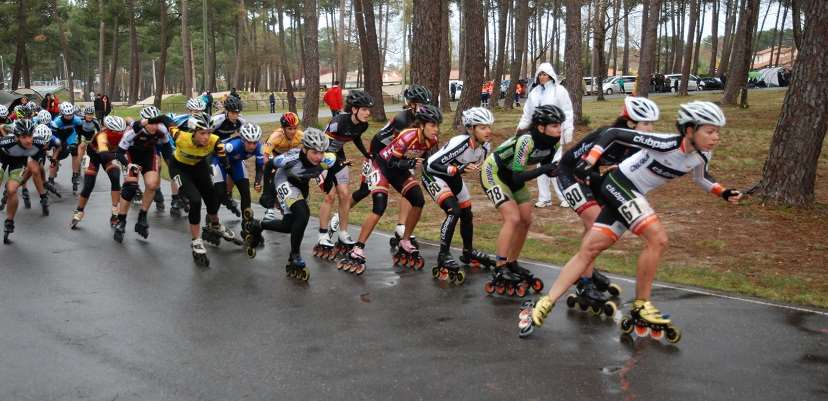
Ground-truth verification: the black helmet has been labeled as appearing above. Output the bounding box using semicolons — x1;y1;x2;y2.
14;119;35;136
403;85;433;104
224;96;243;113
346;90;374;110
532;105;566;125
414;104;443;124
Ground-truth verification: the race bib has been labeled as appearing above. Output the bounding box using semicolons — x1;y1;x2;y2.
276;182;293;202
562;183;588;210
618;197;653;224
361;160;372;177
485;185;506;204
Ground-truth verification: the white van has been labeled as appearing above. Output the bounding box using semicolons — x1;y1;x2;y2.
664;74;700;91
602;75;637;95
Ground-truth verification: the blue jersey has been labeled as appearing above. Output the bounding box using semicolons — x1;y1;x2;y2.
211;137;264;183
50;115;83;145
223;137;264;169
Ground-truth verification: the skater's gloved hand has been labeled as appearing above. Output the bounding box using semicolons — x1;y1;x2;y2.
115;150;128;167
573;159;594;185
254;180;262;193
543;161;559;177
721;188;742;204
215;143;226;158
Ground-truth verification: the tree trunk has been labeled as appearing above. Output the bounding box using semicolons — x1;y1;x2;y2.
505;0;530;110
774;1;789;66
610;0;621;75
127;0;140;105
302;0;320;128
180;0;193;97
337;0;347;85
756;0;828;206
108;16;120;99
722;0;760;105
52;0;75;102
765;0;781;68
202;0;211;92
564;0;583;124
154;0;169;108
490;0;510;110
709;0;720;74
791;0;802;49
593;0;608;101
438;0;452;112
637;0;661;97
276;0;297;112
353;0;387;122
232;0;246;91
622;0;630;75
672;0;685;74
693;0;705;75
97;0;106;93
11;0;27;90
453;0;485;128
719;0;738;77
411;0;442;102
679;0;698;95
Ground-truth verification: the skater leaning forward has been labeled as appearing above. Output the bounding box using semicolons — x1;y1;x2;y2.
524;101;743;342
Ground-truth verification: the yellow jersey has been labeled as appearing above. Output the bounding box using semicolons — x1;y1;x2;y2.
172;127;220;165
264;128;304;158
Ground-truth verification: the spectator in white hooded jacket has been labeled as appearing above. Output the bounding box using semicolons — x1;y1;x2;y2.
516;62;574;208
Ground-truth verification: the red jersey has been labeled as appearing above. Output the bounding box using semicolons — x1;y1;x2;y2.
90;129;126;153
379;128;438;163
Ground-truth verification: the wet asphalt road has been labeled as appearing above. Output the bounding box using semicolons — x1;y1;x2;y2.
1;172;826;401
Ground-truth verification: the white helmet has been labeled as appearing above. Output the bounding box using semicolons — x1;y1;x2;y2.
0;105;8;118
239;123;262;143
301;127;330;152
623;96;660;122
35;110;53;125
59;102;74;116
186;97;206;112
461;107;495;127
140;106;161;119
678;101;726;127
104;115;127;131
34;124;53;143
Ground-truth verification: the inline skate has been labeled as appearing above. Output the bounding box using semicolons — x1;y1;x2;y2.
334;231;356;259
506;262;544;294
518;295;555;337
40;194;49;216
483;266;526;297
243;218;264;259
154;190;165;211
22;188;31;209
132;188;143;206
392;238;424;270
3;219;14;244
459;249;496;270
71;172;80;193
70;209;84;229
432;251;465;285
313;232;336;260
113;218;126;243
0;190;7;211
337;246;366;275
191;238;210;267
591;269;622;297
223;197;241;217
389;229;419;249
134;210;149;239
45;179;62;199
169;195;183;217
565;277;618;317
286;253;310;281
202;221;243;246
110;206;119;228
620;300;681;343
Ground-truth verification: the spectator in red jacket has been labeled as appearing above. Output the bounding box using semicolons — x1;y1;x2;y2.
323;81;344;117
42;93;60;117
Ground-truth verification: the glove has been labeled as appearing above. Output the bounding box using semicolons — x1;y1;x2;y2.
573;159;593;184
215;143;226;158
116;150;128;167
543;161;559;177
722;188;741;201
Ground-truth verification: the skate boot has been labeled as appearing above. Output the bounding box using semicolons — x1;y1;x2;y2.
132;188;144;206
70;209;84;229
590;269;622;297
169;195;183;217
334;231;356;259
312;233;336;260
134;210;149;239
566;277;618;317
459;248;496;270
154;190;165;211
329;213;340;234
262;208;278;223
223;197;241;217
620;300;681;343
517;295;555;337
181;196;191;214
22;188;31;209
286;253;310;281
243;218;264;259
45;179;62;199
483;266;526;297
0;190;7;211
205;221;242;246
337;245;366;275
3;219;14;244
191;238;210;267
240;208;254;237
393;238;424;270
40;194;49;216
201;222;223;246
110;206;119;228
71;173;80;193
389;231;401;249
506;261;544;294
113;218;127;243
432;251;466;285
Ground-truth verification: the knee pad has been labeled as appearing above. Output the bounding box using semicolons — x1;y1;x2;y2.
404;187;425;208
371;192;388;216
121;182;139;201
459;206;473;221
441;197;462;217
80;175;96;198
106;168;121;191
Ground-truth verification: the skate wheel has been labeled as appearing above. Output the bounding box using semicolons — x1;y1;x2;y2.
565;294;577;308
354;264;366;275
336;261;345;270
603;301;617;317
246;247;256;259
634;325;650;337
415;259;424;270
589;305;602;316
455;270;466;285
650;328;664;341
484;281;495;294
516;285;527;298
431;266;440;279
495;283;505;295
608;283;622;297
447;271;455;282
620;318;634;334
392;255;400;265
301;269;310;281
578;299;589;311
531;278;544;293
665;327;681;343
507;285;516;297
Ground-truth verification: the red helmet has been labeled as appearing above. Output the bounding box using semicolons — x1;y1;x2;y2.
280;112;299;128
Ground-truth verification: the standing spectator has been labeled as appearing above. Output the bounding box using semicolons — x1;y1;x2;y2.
619;77;626;94
515;62;574;209
480;81;492;107
514;80;525;107
322;80;343;117
203;91;213;116
94;93;104;120
102;95;112;117
450;82;457;101
672;77;679;93
269;92;276;114
42;93;60;118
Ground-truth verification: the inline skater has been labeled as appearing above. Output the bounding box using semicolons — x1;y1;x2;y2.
244;128;335;281
70;116;128;229
480;105;565;297
168;113;240;267
49;102;84;193
261;112;303;222
211;122;264;239
111;106;172;242
156;97;207;217
0;105;11;135
1;120;40;243
314;90;373;259
336;104;442;274
424;107;496;284
209;95;246;216
523;101;742;342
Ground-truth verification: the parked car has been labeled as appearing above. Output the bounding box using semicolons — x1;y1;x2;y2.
665;74;701;91
699;76;723;90
602;75;637;95
583;77;599;95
